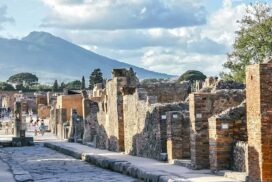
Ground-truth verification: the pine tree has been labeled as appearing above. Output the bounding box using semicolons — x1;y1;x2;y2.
52;80;59;92
81;76;86;90
89;69;103;89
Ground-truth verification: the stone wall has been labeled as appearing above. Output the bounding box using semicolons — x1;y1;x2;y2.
208;102;247;171
123;88;189;161
84;69;138;152
189;90;245;169
141;82;190;103
232;141;248;172
246;63;272;182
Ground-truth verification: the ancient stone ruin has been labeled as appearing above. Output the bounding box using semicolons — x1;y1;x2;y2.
46;64;272;181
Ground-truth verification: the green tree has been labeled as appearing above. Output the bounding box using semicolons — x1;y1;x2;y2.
7;72;38;85
178;70;207;82
59;82;66;91
0;82;15;91
89;69;103;89
66;80;81;90
52;80;59;92
81;76;86;90
221;3;272;82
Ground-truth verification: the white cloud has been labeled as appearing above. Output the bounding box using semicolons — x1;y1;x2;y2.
41;0;207;29
0;5;14;30
43;0;248;77
201;0;246;47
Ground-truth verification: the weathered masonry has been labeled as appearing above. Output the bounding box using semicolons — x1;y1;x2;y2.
189;90;245;169
209;102;247;172
46;65;272;181
246;63;272;182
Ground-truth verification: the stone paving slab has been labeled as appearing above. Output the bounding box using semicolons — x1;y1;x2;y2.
0;157;15;182
1;144;137;182
44;141;242;182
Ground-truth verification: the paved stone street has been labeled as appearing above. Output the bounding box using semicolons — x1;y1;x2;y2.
0;144;138;182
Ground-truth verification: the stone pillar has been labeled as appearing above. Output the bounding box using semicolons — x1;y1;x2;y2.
167;111;183;161
82;98;92;143
246;63;272;182
68;108;82;142
189;93;211;169
14;102;23;137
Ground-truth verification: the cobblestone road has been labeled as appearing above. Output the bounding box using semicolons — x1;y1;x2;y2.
1;144;138;182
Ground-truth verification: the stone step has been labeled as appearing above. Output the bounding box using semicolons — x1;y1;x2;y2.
170;159;192;169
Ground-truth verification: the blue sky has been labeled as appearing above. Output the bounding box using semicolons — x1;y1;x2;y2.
0;0;271;76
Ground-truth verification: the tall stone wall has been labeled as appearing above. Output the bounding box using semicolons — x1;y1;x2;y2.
189;90;245;169
208;102;247;171
105;77;127;151
246;63;272;182
84;69;137;152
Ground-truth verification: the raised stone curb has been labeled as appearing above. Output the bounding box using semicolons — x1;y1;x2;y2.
44;142;188;182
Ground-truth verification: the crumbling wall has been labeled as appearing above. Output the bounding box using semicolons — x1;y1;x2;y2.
232;141;248;172
123;88;189;161
208;102;247;171
189;90;245;169
84;69;138;152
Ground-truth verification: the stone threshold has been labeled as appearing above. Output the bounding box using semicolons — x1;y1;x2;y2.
44;142;187;182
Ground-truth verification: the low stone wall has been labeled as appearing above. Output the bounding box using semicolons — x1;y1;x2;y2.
123;88;189;161
232;141;248;172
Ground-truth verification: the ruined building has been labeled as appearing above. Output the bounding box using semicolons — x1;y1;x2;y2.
48;64;272;181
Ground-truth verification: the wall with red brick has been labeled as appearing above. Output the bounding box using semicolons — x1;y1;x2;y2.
189;90;245;169
246;63;272;182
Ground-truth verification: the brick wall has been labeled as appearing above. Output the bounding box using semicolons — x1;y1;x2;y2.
246;63;272;182
167;111;190;161
56;94;83;120
189;90;245;169
208;102;247;171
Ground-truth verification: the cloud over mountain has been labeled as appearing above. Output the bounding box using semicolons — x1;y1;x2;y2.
41;0;207;29
0;31;171;83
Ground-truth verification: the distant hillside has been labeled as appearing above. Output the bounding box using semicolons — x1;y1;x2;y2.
0;31;172;83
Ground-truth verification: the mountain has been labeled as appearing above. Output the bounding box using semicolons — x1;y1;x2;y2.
0;31;172;83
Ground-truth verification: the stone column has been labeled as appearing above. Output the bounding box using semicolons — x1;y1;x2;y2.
14;102;22;137
246;63;272;182
82;98;92;143
189;93;212;169
167;111;183;161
